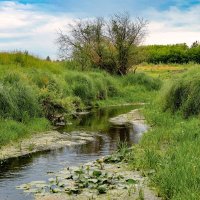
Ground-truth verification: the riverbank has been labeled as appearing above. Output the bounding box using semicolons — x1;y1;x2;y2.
0;108;146;161
0;131;99;161
13;109;161;200
124;67;200;199
0;52;160;148
127;105;200;199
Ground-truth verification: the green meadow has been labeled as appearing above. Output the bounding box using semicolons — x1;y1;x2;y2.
1;48;200;200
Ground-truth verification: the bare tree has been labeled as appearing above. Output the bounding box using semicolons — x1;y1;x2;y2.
107;13;148;75
57;13;148;75
57;18;105;70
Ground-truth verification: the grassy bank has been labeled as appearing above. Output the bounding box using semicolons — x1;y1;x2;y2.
128;67;200;200
0;52;160;147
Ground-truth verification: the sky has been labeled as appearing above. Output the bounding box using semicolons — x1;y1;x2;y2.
0;0;200;59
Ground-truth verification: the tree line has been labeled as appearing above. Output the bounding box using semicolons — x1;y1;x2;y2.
141;41;200;64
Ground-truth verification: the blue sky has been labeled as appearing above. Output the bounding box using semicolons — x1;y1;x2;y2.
0;0;200;59
13;0;200;16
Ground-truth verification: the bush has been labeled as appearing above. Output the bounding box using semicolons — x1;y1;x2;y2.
161;67;200;117
65;73;95;103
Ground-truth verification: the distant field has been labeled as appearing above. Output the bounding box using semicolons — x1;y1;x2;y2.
136;63;195;78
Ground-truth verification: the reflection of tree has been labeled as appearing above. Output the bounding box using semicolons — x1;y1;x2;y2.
74;136;104;154
0;152;39;177
107;126;133;151
62;105;137;133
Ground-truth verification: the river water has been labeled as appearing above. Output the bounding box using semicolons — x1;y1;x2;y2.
0;105;144;200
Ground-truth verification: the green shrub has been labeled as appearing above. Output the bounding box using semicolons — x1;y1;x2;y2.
65;73;95;103
161;68;200;117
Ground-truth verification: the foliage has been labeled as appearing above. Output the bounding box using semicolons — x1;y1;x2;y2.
0;118;50;146
0;80;41;122
142;42;200;64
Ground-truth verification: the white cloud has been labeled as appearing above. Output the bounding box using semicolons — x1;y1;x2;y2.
0;1;74;59
145;5;200;46
0;1;200;58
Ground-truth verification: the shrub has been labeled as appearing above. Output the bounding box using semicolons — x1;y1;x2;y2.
65;73;95;103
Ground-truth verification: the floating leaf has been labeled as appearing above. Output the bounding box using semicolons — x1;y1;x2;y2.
88;178;98;184
16;184;31;190
65;187;82;195
48;178;55;183
97;185;107;194
74;169;84;175
126;179;137;184
52;188;62;193
93;170;102;177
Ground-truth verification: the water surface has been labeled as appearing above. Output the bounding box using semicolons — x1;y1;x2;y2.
0;105;143;200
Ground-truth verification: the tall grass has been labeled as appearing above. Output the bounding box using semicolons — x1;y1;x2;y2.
161;67;200;118
127;70;200;199
123;72;162;90
0;75;41;122
0;118;50;146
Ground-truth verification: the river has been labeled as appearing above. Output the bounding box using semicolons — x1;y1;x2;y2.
0;105;144;200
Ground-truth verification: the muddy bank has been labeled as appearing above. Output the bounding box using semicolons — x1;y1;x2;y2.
109;109;149;143
0;131;99;161
109;109;146;126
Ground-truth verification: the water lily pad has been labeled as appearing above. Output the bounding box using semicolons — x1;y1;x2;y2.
58;181;68;187
88;178;98;184
100;178;111;184
16;184;31;190
48;178;55;183
51;188;62;193
126;179;137;184
74;169;84;175
93;170;102;177
65;187;82;195
97;185;107;194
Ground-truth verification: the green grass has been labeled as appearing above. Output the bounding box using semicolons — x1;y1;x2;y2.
0;118;50;147
136;63;198;79
161;67;200;118
1;51;200;200
127;88;200;199
0;52;160;147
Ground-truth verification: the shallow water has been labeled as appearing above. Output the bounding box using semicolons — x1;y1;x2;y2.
0;105;144;200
